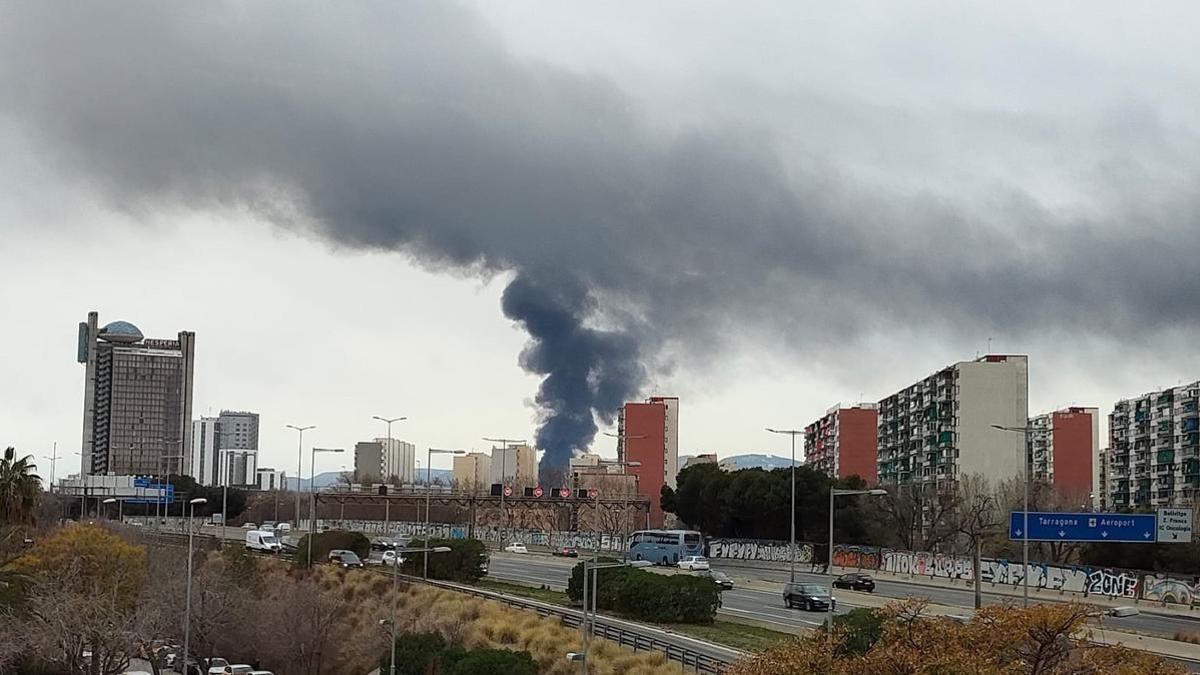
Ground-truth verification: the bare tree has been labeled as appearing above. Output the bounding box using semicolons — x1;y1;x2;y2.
869;483;962;552
254;573;348;675
953;474;1002;609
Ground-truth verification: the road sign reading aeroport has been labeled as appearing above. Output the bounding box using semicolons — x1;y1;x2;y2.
1009;511;1158;543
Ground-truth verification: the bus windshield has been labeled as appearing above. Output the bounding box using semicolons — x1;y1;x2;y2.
627;529;703;566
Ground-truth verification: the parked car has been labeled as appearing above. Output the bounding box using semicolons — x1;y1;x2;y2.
381;550;406;567
503;542;528;554
552;546;578;557
677;555;710;571
783;582;835;611
832;572;876;592
701;569;734;590
329;549;364;568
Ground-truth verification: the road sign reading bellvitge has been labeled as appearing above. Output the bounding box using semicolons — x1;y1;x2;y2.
1157;508;1193;543
1009;511;1157;543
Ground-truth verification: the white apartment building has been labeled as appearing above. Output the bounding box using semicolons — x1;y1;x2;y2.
255;467;287;491
354;438;416;484
1106;381;1200;508
490;443;538;489
877;355;1028;487
190;417;221;486
452;452;492;494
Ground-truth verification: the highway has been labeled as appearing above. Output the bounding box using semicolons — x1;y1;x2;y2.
485;553;1200;639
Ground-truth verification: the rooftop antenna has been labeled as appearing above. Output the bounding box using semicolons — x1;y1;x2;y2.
987;336;993;354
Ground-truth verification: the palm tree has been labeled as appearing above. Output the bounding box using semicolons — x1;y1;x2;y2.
0;447;41;525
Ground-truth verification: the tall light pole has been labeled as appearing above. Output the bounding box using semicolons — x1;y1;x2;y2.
767;428;804;582
182;497;208;670
308;447;344;565
992;423;1038;608
43;441;58;493
577;559;626;674
387;545;451;675
220;449;230;544
828;488;887;650
424;449;466;577
603;432;645;548
483;437;525;544
287;424;315;527
372;416;408;485
157;452;184;530
102;497;118;521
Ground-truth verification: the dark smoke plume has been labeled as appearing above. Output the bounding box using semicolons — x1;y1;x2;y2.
2;2;1200;475
502;275;644;474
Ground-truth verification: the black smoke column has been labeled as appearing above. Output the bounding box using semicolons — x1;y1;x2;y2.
501;273;644;477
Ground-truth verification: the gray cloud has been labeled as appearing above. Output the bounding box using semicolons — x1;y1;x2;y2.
2;1;1199;460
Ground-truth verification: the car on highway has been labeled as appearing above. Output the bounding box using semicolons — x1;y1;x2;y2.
381;550;406;566
832;572;876;592
1108;606;1139;617
371;537;398;550
677;555;710;571
552;545;579;557
504;542;528;554
328;549;364;568
242;522;257;529
700;569;734;590
783;582;835;611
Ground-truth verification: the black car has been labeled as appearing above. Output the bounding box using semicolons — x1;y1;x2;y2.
783;582;835;611
552;546;579;557
832;572;876;592
701;570;734;590
329;549;364;569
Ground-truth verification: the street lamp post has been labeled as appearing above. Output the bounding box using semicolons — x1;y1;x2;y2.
992;423;1036;608
287;424;315;528
578;559;626;674
425;449;466;577
182;497;208;670
374;417;407;541
157;452;184;530
767;428;804;582
483;437;525;545
387;545;452;675
308;447;344;565
372;416;408;484
603;432;645;548
43;441;58;494
828;488;887;651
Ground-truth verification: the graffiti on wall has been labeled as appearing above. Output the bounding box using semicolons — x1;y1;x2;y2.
1142;575;1200;606
833;545;880;570
1085;569;1139;598
882;550;973;579
708;539;815;564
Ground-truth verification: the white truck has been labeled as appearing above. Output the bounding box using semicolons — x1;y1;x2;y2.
245;529;282;553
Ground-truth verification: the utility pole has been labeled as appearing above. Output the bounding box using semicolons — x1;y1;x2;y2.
287;424;315;527
767;428;804;582
483;437;525;544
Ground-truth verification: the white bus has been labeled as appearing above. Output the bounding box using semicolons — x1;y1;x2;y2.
627;529;703;566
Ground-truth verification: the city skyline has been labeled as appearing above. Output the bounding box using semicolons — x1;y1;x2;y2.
3;2;1200;482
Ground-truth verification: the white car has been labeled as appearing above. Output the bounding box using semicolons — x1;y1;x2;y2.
678;556;710;571
381;550;406;566
504;542;528;554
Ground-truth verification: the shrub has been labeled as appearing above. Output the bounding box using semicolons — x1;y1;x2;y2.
379;631;447;675
399;538;487;583
293;530;370;566
824;607;883;655
567;559;720;624
447;648;538;675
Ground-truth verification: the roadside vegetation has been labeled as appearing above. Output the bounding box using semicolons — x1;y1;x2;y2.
566;557;722;624
729;599;1185;675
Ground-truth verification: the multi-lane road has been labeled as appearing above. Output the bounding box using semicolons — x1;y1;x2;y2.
485;553;1200;639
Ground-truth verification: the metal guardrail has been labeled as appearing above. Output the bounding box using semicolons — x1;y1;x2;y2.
383;571;737;674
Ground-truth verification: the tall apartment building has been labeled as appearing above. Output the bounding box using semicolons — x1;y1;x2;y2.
452;452;492;494
1106;381;1200;508
190;417;221;485
215;410;259;486
877;355;1027;488
353;438;416;483
619;396;680;528
1027;407;1099;501
490;443;538;489
78;312;195;476
805;403;878;485
255;467;287;491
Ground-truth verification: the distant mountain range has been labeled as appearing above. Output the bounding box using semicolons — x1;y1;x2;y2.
680;453;796;471
285;468;454;491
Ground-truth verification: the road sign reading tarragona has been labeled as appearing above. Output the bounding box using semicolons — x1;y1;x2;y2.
1009;511;1160;543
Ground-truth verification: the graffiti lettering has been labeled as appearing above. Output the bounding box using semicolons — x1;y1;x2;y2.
1086;570;1138;598
708;539;814;564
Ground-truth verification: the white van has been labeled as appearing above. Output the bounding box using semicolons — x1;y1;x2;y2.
245;530;282;553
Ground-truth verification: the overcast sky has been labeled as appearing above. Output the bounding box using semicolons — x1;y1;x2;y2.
2;1;1198;480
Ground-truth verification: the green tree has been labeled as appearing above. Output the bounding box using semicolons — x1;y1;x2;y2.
398;538;487;582
0;447;41;525
294;530;371;566
823;607;884;656
379;631;447;675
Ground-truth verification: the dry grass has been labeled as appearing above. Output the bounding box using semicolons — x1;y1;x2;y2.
1175;631;1200;645
260;561;683;674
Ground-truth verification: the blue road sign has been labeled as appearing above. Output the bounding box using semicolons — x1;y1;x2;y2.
1009;511;1157;543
